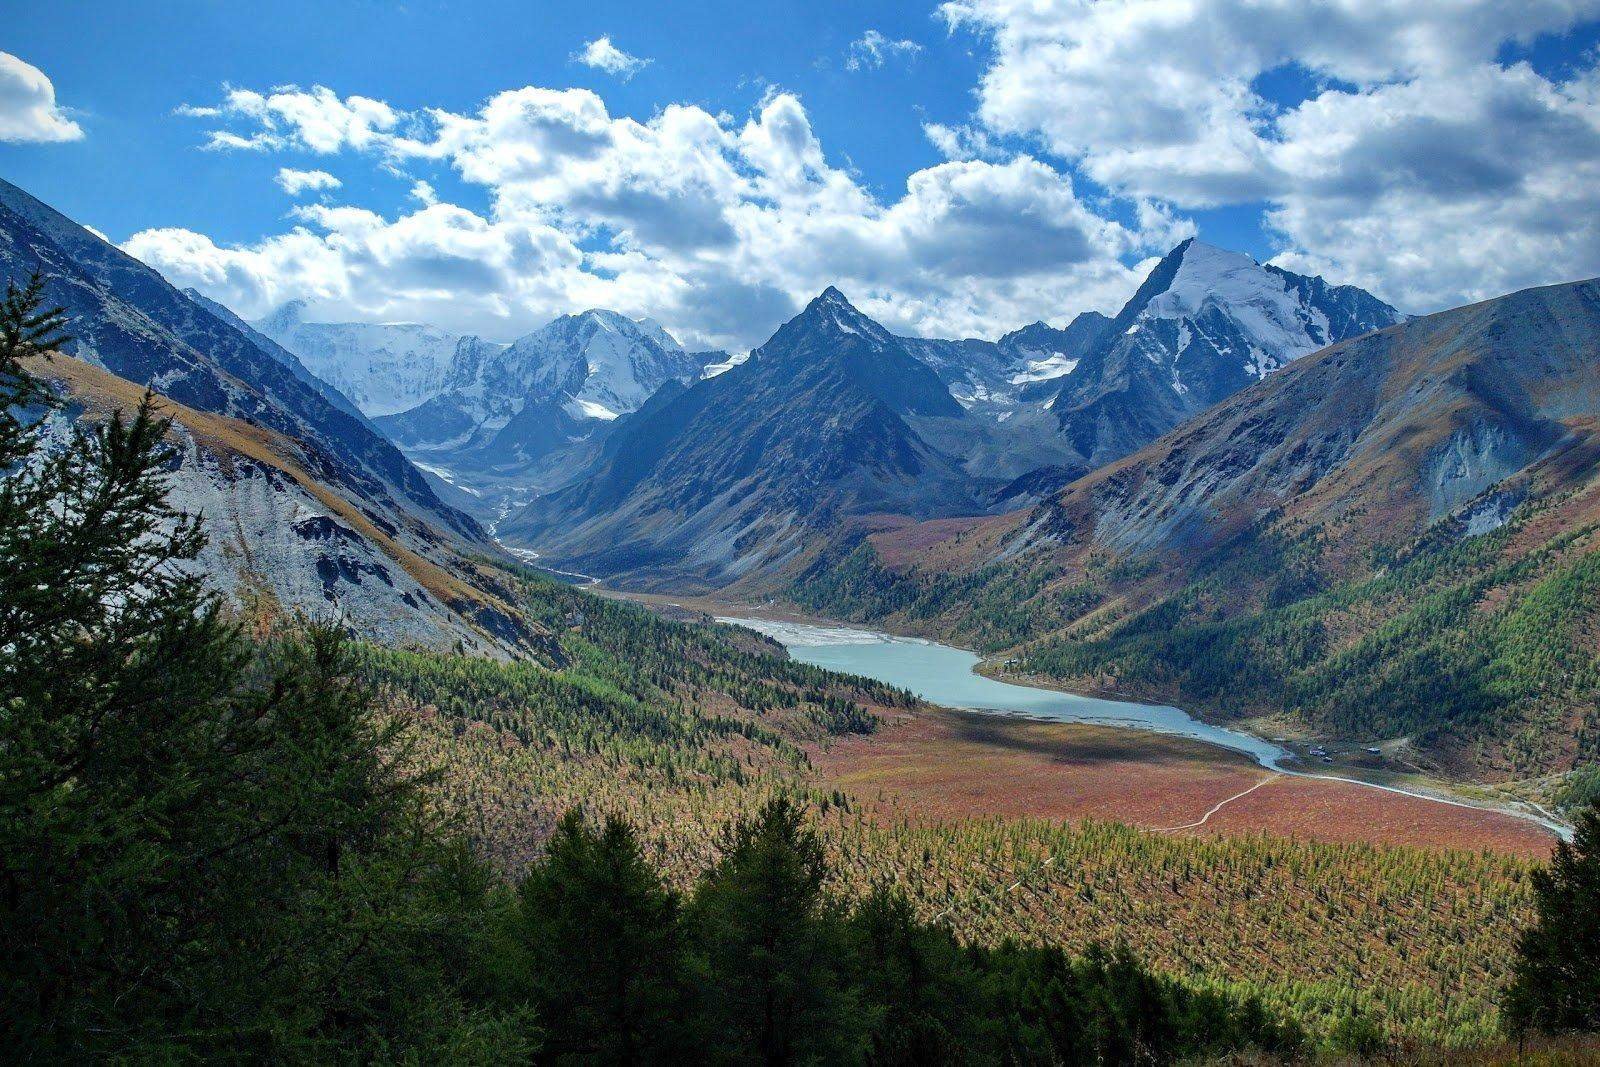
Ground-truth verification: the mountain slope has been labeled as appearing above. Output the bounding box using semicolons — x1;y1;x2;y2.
0;178;532;651
794;278;1600;779
501;288;988;590
0;178;482;546
253;300;461;417
1052;239;1404;465
28;354;535;654
185;289;371;424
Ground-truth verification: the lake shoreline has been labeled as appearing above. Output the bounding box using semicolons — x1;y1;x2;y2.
582;585;1569;843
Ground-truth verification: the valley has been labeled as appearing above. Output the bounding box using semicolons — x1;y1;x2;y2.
598;590;1564;851
12;6;1600;1058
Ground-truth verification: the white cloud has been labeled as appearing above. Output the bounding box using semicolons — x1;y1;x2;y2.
943;0;1600;309
181;85;401;152
143;82;1172;347
573;37;651;80
275;167;342;195
923;121;1004;161
846;30;924;72
0;52;83;143
1267;62;1600;310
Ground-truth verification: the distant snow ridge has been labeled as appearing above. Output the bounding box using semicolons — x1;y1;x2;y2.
372;309;722;507
254;300;460;417
439;308;706;428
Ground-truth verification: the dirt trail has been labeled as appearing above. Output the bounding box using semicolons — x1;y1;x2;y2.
1151;774;1282;832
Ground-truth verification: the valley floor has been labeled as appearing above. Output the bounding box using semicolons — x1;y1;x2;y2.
813;707;1556;857
608;589;1558;856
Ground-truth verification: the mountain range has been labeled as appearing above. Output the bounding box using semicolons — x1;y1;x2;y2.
501;242;1405;589
793;277;1600;778
15;171;1597;778
1049;238;1405;466
375;309;722;511
500;287;989;590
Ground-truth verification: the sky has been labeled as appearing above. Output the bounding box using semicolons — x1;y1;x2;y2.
4;1;1600;351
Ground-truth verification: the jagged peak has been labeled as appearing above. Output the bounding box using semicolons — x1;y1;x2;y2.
791;286;895;346
804;285;876;323
532;308;683;351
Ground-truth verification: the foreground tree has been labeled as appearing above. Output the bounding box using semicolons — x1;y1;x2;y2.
0;272;517;1059
507;810;687;1061
1505;808;1600;1036
846;886;982;1064
687;796;866;1064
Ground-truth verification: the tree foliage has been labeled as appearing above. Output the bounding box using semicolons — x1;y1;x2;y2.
0;274;520;1059
1505;809;1600;1037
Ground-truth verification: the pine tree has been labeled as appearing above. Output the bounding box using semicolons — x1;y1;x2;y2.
0;270;245;1053
1505;808;1600;1036
846;886;979;1064
0;271;516;1059
508;808;687;1062
685;796;864;1065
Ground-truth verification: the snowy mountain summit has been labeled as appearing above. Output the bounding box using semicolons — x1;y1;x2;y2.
1127;239;1402;384
253;300;460;417
1051;239;1404;464
375;310;720;500
465;309;702;423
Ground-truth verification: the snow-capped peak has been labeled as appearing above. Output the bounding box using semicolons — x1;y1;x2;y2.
252;302;459;417
1127;239;1399;380
569;308;683;353
799;286;894;345
1146;243;1297;329
439;308;705;427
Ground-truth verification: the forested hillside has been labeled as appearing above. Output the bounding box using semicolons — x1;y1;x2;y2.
387;615;1543;1048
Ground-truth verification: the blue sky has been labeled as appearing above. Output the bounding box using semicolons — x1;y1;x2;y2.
3;3;992;244
4;1;1600;349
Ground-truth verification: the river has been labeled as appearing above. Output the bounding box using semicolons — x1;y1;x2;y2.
488;533;1568;838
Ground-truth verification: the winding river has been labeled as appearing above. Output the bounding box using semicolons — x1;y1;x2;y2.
486;530;1569;840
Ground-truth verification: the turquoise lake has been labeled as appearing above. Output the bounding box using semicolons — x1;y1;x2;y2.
719;617;1289;767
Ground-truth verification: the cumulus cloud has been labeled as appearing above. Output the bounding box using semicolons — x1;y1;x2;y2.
141;82;1168;347
943;0;1600;309
275;167;342;195
846;30;924;71
1266;63;1600;309
573;37;651;80
0;52;83;143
